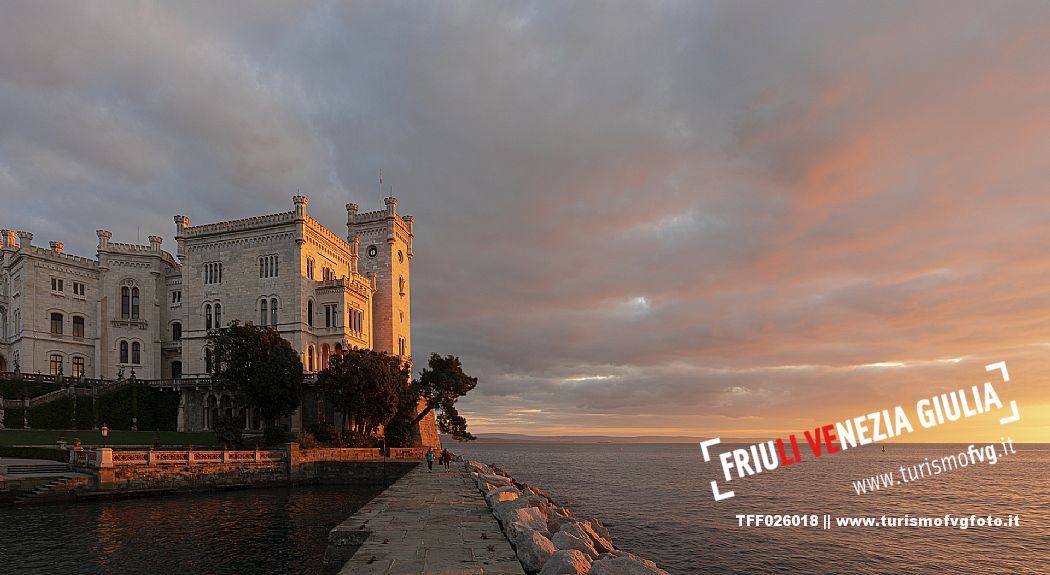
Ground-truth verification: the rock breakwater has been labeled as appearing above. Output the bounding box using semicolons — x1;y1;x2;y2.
468;459;671;575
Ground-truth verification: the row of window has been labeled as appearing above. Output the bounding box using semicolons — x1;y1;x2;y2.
171;290;182;304
121;286;141;319
203;262;223;285
204;303;223;330
260;255;279;278
305;257;340;281
304;343;345;372
348;308;364;334
50;278;86;297
50;313;86;337
260;298;279;326
118;340;142;365
47;354;86;377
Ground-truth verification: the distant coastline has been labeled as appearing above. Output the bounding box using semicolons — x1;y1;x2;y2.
445;433;770;444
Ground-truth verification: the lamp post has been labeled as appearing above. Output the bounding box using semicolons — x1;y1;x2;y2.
101;423;109;447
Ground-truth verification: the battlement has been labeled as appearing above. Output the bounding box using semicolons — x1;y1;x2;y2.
304;215;353;252
180;211;295;238
14;244;100;268
314;273;375;298
346;197;413;239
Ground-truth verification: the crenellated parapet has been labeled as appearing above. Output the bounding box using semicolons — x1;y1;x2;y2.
179;211;295;238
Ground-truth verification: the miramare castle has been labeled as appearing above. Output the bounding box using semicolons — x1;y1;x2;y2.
0;195;440;446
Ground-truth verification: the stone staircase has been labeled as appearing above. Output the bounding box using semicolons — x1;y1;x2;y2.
12;475;89;504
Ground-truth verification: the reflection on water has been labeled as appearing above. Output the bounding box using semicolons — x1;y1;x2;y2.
0;485;382;575
455;443;1050;575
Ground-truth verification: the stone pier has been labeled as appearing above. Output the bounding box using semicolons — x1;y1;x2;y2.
327;463;525;575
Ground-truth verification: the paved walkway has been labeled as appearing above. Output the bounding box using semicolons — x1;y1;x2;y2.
332;462;525;575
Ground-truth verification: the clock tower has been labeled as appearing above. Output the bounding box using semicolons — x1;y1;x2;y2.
346;197;440;448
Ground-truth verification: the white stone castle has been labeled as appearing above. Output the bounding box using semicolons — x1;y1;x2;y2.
0;195;439;445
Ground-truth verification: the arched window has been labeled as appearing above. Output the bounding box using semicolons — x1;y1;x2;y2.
171;361;182;380
214;303;222;328
321;344;330;370
205;348;213;373
307;346;314;372
132;342;141;365
172;322;182;341
119;340;129;363
307;300;314;327
205;304;213;330
334;343;343;355
72;316;85;338
51;312;63;335
399;276;405;295
307;257;315;279
131;287;140;319
260;299;268;325
50;354;63;375
271;298;278;326
121;286;130;318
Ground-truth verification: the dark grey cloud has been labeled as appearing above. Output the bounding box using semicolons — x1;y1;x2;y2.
3;1;1050;438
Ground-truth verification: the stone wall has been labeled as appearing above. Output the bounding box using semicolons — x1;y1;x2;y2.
100;461;287;492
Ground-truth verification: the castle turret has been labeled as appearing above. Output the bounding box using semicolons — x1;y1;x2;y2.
96;230;112;250
148;235;162;252
293;195;308;220
16;231;33;249
346;202;359;229
174;216;189;259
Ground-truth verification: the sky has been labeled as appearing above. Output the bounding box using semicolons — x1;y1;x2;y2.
2;1;1049;442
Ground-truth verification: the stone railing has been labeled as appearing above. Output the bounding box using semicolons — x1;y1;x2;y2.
71;447;285;468
292;446;427;463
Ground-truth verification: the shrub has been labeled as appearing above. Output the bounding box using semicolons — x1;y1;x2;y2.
340;430;376;448
295;430;318;449
214;416;243;449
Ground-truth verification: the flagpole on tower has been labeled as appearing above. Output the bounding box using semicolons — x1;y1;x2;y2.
379;169;383;208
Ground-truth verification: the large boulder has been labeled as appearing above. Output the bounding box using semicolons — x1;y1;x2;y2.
580;521;615;553
557;521;612;554
486;485;521;507
515;530;556;573
501;506;550;538
552;529;599;559
548;513;577;534
588;518;613;542
539;549;592;575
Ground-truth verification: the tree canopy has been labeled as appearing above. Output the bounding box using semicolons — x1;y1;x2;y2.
412;353;478;441
209;322;304;425
317;348;408;437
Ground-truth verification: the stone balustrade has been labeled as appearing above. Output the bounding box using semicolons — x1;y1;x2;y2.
71;447;285;468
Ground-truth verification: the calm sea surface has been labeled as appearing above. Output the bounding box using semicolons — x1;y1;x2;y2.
454;442;1050;575
0;484;381;574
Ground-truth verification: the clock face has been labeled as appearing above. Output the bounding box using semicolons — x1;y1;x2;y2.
367;245;378;258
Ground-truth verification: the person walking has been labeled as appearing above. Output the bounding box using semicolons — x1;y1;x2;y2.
442;448;452;472
425;447;435;472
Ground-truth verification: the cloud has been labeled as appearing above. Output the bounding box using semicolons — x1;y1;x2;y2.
3;1;1050;440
